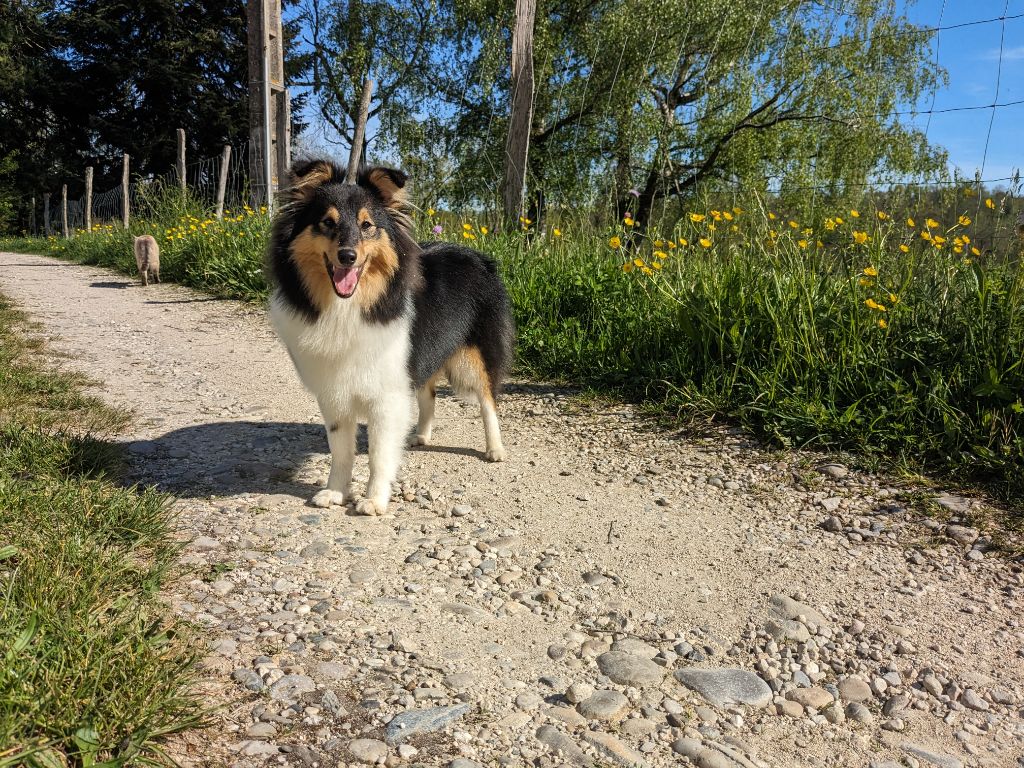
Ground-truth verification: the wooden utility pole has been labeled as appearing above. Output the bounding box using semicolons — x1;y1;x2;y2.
84;167;93;232
29;196;36;235
61;184;69;238
216;144;232;220
121;154;130;227
176;129;187;191
345;79;375;184
247;0;290;209
43;193;51;236
501;0;536;223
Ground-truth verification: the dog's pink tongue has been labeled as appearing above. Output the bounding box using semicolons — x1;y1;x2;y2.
332;266;359;297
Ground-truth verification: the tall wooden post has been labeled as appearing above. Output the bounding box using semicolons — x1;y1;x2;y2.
84;167;93;232
345;79;374;184
121;153;130;228
502;0;536;222
247;0;289;209
61;184;69;238
43;193;51;236
176;128;187;191
29;196;36;235
216;144;232;220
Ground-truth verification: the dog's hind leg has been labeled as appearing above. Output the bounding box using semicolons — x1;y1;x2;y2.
358;393;413;516
310;412;356;508
479;391;506;462
412;377;438;446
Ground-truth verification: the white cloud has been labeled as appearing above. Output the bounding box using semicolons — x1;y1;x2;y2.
980;45;1024;62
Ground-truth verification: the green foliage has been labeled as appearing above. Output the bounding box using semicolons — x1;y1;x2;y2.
0;295;201;764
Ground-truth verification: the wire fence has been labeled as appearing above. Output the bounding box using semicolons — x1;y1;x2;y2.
37;138;269;237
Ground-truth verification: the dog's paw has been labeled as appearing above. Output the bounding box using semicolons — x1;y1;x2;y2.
354;498;386;516
411;434;431;447
310;489;348;508
484;446;506;462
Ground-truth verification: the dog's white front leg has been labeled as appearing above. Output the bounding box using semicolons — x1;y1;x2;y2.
358;393;413;515
310;412;355;508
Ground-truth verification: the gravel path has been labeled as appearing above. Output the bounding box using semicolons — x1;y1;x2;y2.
2;251;1022;768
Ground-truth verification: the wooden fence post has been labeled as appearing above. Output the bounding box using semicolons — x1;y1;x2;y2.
121;154;130;228
61;184;69;238
29;196;36;235
345;79;374;184
176;128;186;191
43;193;51;236
84;166;93;232
216;144;232;220
501;0;536;223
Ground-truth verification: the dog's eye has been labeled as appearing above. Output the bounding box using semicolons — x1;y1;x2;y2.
361;220;375;232
320;218;335;230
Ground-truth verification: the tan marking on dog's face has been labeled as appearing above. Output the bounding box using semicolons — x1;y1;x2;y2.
289;226;338;311
355;222;399;311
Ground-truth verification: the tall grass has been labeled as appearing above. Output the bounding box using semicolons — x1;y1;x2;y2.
3;189;1021;510
0;295;200;765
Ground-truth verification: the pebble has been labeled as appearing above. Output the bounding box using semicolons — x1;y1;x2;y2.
268;674;315;702
768;594;830;628
577;690;630;722
536;725;589;764
786;687;833;710
384;703;471;744
596;651;665;687
838;677;872;702
565;682;594;704
675;668;773;708
961;689;989;711
582;731;650;767
348;738;388;764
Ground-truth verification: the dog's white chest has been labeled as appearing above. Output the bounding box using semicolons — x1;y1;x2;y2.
269;293;412;414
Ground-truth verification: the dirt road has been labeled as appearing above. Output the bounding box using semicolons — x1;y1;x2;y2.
1;251;1021;768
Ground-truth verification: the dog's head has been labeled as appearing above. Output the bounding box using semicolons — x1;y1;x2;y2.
274;159;418;311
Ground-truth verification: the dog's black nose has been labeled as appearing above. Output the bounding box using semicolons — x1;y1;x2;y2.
337;248;356;266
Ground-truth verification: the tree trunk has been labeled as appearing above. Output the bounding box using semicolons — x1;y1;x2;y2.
346;79;374;184
501;0;536;224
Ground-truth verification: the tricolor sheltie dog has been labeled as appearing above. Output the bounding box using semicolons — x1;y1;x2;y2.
267;159;514;516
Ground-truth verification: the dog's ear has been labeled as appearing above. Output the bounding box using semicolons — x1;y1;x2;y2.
283;159;340;203
357;166;410;213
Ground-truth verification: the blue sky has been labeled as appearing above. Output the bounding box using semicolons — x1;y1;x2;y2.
899;0;1024;185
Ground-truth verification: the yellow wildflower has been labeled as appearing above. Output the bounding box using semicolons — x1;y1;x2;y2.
652;261;662;270
622;262;634;272
825;218;837;231
768;212;777;220
789;220;798;229
906;217;915;228
889;293;899;304
863;266;878;276
624;216;634;226
462;232;476;240
689;213;706;223
850;209;860;218
633;258;645;267
732;206;743;215
609;236;622;249
678;238;688;247
921;230;932;241
427;208;435;216
835;216;844;224
699;238;712;248
877;211;889;221
667;241;676;249
859;278;873;287
653;250;667;259
878;318;888;328
971;246;981;256
899;244;909;253
865;298;887;312
925;218;939;229
553;228;561;237
463;223;472;230
985;198;996;209
932;235;946;245
852;231;868;245
798;239;808;249
480;226;488;235
958;214;971;227
723;211;734;221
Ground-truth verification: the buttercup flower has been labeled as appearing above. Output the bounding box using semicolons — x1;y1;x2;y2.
609;236;622;248
863;266;878;276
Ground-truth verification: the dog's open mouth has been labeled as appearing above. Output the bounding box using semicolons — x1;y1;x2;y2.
325;256;361;298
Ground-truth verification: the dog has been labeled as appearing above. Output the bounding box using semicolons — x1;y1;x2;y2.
133;235;160;286
266;159;514;515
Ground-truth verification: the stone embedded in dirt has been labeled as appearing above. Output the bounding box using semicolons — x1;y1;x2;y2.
576;689;630;722
786;686;833;710
961;688;989;711
515;692;543;710
348;738;387;764
582;731;650;768
672;738;744;768
610;637;659;659
190;535;220;552
674;668;773;709
231;668;263;691
838;677;872;702
440;602;490;624
535;725;589;765
818;463;849;479
822;515;844;532
268;674;316;702
384;703;471;744
348;567;376;584
546;705;587;728
845;702;873;724
945;524;980;546
565;681;594;704
596;651;665;687
777;699;803;718
818;497;842;512
936;493;971;514
448;759;482;768
450;503;472;517
299;539;330;557
245;722;277;739
765;618;810;643
768;594;830;629
902;743;964;768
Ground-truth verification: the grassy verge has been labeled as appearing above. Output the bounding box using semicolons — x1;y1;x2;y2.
0;295;199;765
3;192;1022;512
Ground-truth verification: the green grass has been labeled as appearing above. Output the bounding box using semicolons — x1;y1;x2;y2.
0;295;200;766
3;191;1022;512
